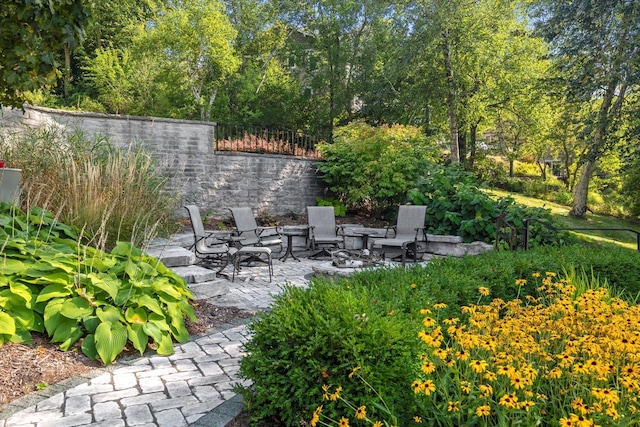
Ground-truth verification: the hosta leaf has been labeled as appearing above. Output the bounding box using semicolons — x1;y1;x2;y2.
81;334;99;360
155;333;175;355
152;279;182;301
86;273;119;300
96;305;121;324
9;305;35;330
9;327;32;344
114;284;136;306
8;282;34;307
142;320;164;342
83;316;100;334
95;321;127;365
169;316;189;343
133;294;164;316
36;283;73;303
21;271;71;286
0;259;25;275
60;297;94;320
50;317;81;344
43;299;65;335
58;325;84;351
125;307;147;325
0;311;16;336
127;323;148;355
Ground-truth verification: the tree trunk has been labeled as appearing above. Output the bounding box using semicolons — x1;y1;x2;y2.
509;159;514;177
468;121;479;170
441;31;459;164
64;45;72;99
569;159;594;218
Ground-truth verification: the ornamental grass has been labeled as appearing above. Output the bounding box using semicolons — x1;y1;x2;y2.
313;272;640;426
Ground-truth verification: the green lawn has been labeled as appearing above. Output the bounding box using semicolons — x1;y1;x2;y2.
487;189;640;251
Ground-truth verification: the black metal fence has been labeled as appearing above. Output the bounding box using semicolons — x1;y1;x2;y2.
215;123;322;158
495;216;640;251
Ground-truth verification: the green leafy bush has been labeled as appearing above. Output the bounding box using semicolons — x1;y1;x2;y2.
237;280;422;426
315;197;347;217
316;121;441;217
406;164;566;246
0;203;195;365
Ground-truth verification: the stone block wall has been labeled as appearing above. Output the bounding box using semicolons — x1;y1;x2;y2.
0;105;326;216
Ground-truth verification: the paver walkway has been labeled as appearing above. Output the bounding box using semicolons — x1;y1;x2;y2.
0;254;316;427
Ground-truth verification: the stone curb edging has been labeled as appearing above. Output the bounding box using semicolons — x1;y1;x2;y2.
188;394;245;427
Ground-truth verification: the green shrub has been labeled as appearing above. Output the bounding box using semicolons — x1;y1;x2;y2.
237;279;422;426
0;125;177;249
316;121;441;217
406;164;566;246
315;197;347;217
0;203;195;365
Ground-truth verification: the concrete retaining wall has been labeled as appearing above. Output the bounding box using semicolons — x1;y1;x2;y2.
0;105;325;216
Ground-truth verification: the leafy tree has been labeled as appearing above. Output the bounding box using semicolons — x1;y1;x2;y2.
531;0;640;218
141;0;240;121
0;0;89;108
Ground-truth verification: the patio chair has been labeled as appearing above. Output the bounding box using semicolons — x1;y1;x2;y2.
228;207;279;281
307;206;345;258
229;207;283;252
372;205;428;265
184;205;237;274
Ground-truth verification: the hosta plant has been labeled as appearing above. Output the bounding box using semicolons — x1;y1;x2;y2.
0;203;195;365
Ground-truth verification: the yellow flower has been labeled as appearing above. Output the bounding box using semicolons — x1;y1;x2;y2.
412;380;423;394
460;381;471;394
476;405;491;417
420;308;431;315
373;422;382;427
413;416;422;423
498;393;519;409
311;406;322;427
422;317;436;328
443;317;459;325
478;286;490;296
423;379;436;396
545;271;557;277
548;367;562;379
606;406;620;420
483;371;497;381
355;406;366;420
470;359;488;374
515;278;527;286
456;350;470;361
339;417;349;427
532;272;541;278
330;386;342;401
421;361;436;374
411;283;417;289
448;401;460;412
322;384;330;400
348;366;360;378
520;400;535;411
479;384;493;397
433;302;447;309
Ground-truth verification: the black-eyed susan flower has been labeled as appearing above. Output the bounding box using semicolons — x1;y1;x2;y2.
414;416;422;423
476;405;491;417
355;405;366;420
423;379;436;395
470;359;488;374
433;302;447;309
339;416;349;427
448;401;460;412
348;366;360;378
478;286;490;296
421;361;436;374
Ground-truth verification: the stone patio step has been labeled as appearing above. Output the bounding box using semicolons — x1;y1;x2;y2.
146;246;196;268
171;265;220;283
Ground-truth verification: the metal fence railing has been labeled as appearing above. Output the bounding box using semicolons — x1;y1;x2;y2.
215;123;322;158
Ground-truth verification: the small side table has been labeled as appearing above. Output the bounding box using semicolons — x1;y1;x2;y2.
349;227;385;250
279;225;309;262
